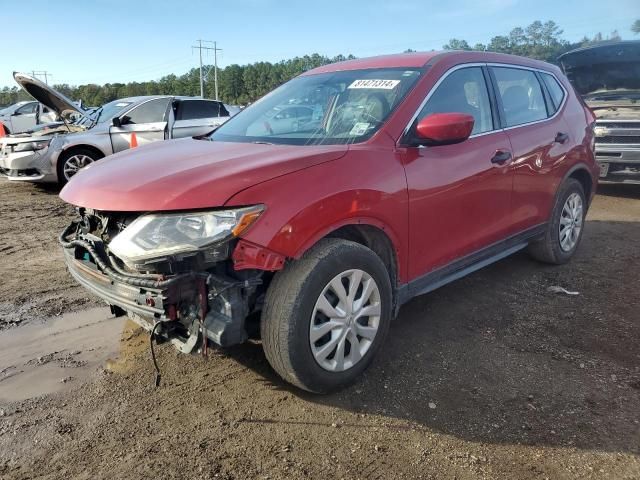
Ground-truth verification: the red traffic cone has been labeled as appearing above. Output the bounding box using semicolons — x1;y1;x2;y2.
0;122;6;138
129;132;138;148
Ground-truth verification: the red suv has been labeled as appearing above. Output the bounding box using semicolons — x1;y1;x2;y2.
60;51;598;393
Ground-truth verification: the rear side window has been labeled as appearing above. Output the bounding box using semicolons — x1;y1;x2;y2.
177;100;229;120
124;98;170;124
492;67;547;127
417;67;494;135
540;73;565;113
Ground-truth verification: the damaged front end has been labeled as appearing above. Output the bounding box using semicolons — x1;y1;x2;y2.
59;207;270;353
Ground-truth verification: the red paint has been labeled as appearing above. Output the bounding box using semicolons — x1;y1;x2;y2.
60;51;597;288
415;113;475;144
232;240;286;271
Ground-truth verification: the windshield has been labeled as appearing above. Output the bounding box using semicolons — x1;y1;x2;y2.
210;68;422;145
91;100;134;124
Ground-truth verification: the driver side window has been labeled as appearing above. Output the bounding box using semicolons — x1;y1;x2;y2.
17;103;37;115
124;98;170;124
417;67;493;135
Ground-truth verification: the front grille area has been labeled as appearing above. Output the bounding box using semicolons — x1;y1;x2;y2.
598;121;640;129
597;136;640;145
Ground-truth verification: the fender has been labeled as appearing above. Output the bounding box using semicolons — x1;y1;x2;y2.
225;152;410;282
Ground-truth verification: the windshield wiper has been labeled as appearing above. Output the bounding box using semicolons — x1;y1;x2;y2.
90;107;103;128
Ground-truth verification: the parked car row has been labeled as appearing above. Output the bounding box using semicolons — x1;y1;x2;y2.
0;100;58;133
0;73;240;184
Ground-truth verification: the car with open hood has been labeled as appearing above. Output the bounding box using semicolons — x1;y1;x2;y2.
559;41;640;184
0;72;239;184
59;51;598;393
0;100;58;134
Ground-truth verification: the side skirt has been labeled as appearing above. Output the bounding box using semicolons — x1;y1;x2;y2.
397;224;547;308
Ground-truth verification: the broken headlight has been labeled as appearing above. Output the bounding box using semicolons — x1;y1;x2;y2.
108;206;264;266
13;139;50;152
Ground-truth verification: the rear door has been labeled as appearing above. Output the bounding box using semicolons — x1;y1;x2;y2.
10;102;39;132
402;66;515;280
172;99;229;138
110;98;171;152
490;66;573;231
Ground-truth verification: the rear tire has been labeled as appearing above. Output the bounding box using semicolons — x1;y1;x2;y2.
528;178;586;264
261;239;392;393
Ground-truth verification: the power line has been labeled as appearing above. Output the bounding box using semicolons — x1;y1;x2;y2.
31;70;52;85
191;40;222;99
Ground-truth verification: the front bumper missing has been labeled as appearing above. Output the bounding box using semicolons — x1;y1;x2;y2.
64;248;168;319
61;224;261;351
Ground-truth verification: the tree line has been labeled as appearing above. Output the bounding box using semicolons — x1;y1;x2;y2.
1;19;638;108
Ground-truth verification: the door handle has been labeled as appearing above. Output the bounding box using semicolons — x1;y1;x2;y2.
555;132;569;144
491;150;512;165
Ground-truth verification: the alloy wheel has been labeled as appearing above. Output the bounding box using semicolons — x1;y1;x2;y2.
310;269;381;372
63;154;94;180
559;192;583;252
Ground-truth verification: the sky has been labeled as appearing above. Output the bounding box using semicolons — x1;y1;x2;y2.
1;0;638;88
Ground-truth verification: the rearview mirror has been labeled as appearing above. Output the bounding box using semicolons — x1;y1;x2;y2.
112;117;122;127
414;113;475;146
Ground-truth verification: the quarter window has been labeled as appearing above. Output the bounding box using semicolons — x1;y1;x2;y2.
416;67;493;135
540;73;565;113
124;98;170;124
492;67;547;127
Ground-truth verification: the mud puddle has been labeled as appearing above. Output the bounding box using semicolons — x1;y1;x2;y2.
0;307;125;403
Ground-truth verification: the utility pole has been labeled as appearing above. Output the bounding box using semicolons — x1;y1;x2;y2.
214;41;220;101
191;40;222;99
31;70;52;84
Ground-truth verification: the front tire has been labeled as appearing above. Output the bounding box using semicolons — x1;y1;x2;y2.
528;178;586;264
261;239;392;393
57;148;100;186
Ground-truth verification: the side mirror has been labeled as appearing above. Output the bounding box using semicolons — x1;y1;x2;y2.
11;112;21;116
112;117;122;127
414;113;475;146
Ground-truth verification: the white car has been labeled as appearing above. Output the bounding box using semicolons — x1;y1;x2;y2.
0;101;57;134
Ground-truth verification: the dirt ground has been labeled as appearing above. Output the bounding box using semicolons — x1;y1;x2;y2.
0;179;638;480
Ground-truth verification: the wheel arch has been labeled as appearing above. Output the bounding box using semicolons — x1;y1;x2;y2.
56;144;107;182
294;220;403;315
59;144;106;162
563;163;596;205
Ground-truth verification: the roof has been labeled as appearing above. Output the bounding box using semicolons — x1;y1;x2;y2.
303;50;560;76
115;95;221;103
303;52;443;75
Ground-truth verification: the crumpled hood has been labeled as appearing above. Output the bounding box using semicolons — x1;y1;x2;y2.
60;138;348;211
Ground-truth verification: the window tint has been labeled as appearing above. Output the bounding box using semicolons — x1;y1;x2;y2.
541;73;565;113
17;103;37;114
124;98;170;124
177;100;228;120
492;67;547;127
417;67;493;135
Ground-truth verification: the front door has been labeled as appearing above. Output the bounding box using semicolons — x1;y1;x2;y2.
11;102;39;132
110;98;171;153
402;66;515;281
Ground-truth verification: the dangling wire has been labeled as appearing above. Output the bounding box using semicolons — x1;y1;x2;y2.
150;321;163;387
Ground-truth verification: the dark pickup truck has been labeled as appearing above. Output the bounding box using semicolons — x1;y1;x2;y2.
560;41;640;184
